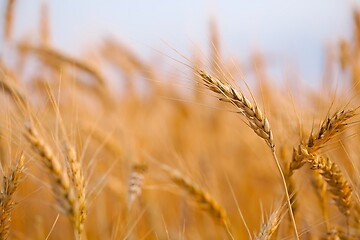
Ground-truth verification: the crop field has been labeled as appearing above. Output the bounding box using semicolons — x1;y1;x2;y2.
1;1;360;239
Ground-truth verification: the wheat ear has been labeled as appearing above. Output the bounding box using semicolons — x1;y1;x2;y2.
161;164;233;239
311;171;330;230
64;144;86;237
255;203;286;240
24;122;77;226
311;156;352;217
128;163;147;208
0;153;24;239
198;69;299;239
199;70;273;147
307;110;355;153
18;44;106;87
290;109;355;218
1;65;87;238
290;109;355;173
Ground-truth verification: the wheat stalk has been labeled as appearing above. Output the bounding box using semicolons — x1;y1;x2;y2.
80;122;122;157
39;1;50;46
0;70;28;110
4;0;16;42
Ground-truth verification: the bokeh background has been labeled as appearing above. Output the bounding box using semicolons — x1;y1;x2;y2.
2;0;360;86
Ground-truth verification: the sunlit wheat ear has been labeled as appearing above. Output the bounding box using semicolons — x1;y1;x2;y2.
160;164;233;239
289;109;356;220
64;144;87;236
23;122;77;225
255;203;286;240
197;69;299;239
290;109;356;173
0;153;24;239
310;156;352;217
2;63;87;237
311;171;330;230
49;82;87;239
198;69;273;148
127;163;147;208
307;109;356;153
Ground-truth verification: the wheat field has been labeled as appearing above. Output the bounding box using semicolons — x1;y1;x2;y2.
1;1;360;240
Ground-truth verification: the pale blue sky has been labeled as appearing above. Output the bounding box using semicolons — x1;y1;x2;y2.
2;0;360;85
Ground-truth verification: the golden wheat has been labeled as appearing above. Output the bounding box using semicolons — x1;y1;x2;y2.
255;203;285;240
24;122;77;228
64;144;87;236
0;153;24;239
161;163;233;239
1;2;360;239
198;68;299;239
127;163;147;208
